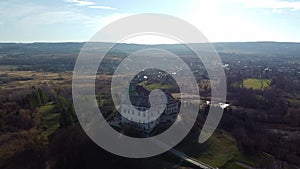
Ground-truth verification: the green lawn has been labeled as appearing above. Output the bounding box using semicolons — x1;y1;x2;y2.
242;78;270;90
139;82;175;91
178;130;261;168
195;131;240;167
38;103;60;136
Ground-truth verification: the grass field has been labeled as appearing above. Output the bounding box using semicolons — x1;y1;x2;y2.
139;82;175;91
178;130;261;168
0;70;72;91
242;78;270;90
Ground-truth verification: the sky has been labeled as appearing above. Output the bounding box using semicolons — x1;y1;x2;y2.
0;0;300;43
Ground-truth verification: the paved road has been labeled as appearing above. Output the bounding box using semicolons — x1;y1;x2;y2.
235;161;258;169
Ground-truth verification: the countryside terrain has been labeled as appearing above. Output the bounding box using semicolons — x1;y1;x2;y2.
0;42;300;169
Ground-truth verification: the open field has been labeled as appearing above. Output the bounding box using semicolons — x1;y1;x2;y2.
242;78;270;90
0;70;72;91
197;131;259;168
139;82;176;90
178;130;262;168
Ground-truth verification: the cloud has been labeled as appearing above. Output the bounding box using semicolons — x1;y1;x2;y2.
228;0;300;10
272;9;285;14
13;4;131;34
64;0;116;10
16;10;93;26
64;0;95;6
0;0;131;42
0;0;124;29
84;13;132;32
89;5;116;10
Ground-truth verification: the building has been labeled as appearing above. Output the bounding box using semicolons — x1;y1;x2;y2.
118;85;180;134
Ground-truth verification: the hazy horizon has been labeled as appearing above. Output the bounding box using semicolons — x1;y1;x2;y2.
1;40;300;45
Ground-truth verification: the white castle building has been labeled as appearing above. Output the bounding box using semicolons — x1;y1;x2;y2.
118;86;180;134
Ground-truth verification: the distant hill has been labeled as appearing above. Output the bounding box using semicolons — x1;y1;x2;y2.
212;42;300;56
0;42;299;72
1;42;300;57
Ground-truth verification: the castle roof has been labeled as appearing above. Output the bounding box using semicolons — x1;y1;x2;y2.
122;85;178;108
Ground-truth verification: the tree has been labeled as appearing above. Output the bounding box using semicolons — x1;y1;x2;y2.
56;96;77;128
60;107;74;128
0;118;3;131
23;86;48;113
38;88;47;104
237;88;258;108
284;108;300;126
